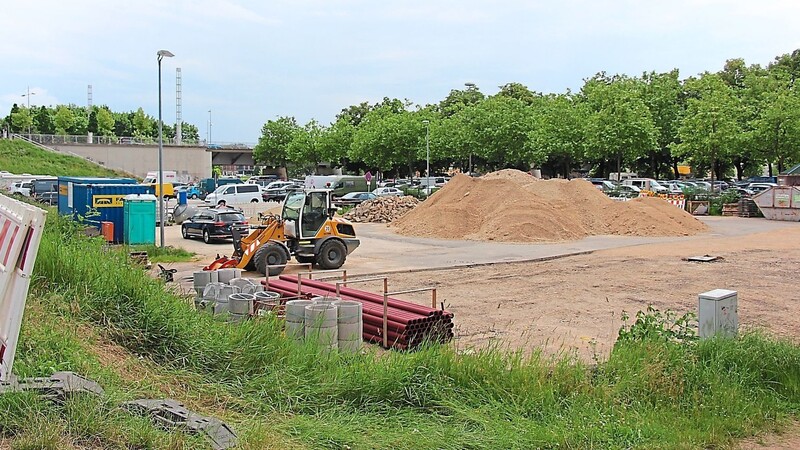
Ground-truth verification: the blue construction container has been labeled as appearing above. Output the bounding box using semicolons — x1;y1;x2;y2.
58;176;138;216
69;183;153;243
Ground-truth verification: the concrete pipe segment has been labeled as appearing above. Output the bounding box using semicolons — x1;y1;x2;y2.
285;300;313;342
228;293;256;316
230;278;259;294
333;299;362;353
193;270;217;296
304;304;338;349
216;268;242;284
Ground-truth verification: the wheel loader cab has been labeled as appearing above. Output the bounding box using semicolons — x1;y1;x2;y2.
281;190;323;238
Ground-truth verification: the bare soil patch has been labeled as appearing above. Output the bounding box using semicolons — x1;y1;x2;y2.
377;226;800;361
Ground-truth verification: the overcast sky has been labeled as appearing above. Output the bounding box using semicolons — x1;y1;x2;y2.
2;1;800;144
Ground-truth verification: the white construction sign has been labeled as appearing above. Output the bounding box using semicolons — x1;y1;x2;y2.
0;194;47;382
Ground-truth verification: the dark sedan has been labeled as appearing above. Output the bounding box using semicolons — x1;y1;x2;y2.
181;208;249;243
262;184;303;202
334;192;377;207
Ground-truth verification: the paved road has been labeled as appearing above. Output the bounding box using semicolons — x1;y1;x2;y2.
162;214;799;278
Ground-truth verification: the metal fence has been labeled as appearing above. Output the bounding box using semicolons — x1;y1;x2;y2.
23;134;205;147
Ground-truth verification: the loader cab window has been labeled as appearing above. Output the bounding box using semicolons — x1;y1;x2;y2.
282;191;305;222
301;191;328;237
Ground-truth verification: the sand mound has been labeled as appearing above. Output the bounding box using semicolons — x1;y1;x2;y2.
392;170;707;242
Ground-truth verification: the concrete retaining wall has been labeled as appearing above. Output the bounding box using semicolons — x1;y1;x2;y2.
50;143;212;181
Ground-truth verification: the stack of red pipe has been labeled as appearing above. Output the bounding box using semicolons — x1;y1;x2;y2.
262;276;454;350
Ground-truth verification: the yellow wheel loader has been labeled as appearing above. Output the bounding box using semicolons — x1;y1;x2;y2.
210;189;359;276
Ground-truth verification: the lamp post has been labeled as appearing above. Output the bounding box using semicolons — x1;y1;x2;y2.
20;87;36;139
207;109;212;145
464;82;476;175
157;49;174;248
422;120;430;183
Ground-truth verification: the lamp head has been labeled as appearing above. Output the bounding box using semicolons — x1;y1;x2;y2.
157;50;174;61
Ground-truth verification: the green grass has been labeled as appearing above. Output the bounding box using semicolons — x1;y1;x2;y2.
0;139;128;177
8;211;800;448
130;244;195;263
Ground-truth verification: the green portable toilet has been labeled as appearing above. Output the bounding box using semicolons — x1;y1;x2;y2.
123;194;157;245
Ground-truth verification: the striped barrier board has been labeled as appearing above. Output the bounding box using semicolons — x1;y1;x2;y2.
637;193;686;209
0;194;47;382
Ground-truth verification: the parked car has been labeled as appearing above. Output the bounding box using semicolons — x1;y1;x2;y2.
262;184;302;202
586;179;616;191
727;186;755;197
176;185;202;199
372;187;404;197
37;191;58;206
10;181;33;197
748;182;778;194
334;192;377;207
204;183;262;205
607;184;641;199
181;208;249;243
622;178;668;194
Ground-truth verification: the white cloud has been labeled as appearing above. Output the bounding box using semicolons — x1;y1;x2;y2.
2;0;800;141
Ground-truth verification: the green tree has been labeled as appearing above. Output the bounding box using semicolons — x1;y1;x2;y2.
582;75;657;178
132;107;153;138
751;76;800;175
318;117;355;168
350;106;428;177
253;116;300;168
497;82;539;106
526;94;586;178
451;95;534;170
10;106;33;135
675;74;742;186
287;119;328;173
34;106;55;135
96;107;115;136
54;105;75;135
438;84;485;117
181;123;200;142
640;70;685;178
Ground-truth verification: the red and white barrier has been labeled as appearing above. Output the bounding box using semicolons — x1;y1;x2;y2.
0;194;46;382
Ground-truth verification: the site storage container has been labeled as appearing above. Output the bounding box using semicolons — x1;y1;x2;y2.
57;177;138;216
63;183;152;243
752;186;800;222
123;194;157;245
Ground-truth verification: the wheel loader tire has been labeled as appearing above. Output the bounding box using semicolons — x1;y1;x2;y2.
295;255;316;266
254;242;287;276
317;239;346;270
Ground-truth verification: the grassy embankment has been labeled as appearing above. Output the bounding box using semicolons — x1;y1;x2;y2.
2;209;799;449
0;139;128;178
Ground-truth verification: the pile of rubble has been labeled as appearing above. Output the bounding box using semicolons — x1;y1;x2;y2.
343;196;420;223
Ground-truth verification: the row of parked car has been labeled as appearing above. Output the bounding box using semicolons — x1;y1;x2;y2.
587;177;778;198
6;177;59;205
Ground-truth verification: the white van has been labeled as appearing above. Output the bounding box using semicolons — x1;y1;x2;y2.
622;178;668;194
204;183;261;205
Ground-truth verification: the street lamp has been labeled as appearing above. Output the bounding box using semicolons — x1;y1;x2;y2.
207;109;212;144
20;87;36;139
464;83;476;174
157;49;174;248
422;120;430;182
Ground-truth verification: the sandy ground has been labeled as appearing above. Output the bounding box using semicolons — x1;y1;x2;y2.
163;215;800;359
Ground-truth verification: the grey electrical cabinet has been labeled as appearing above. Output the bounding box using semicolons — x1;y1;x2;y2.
698;289;738;339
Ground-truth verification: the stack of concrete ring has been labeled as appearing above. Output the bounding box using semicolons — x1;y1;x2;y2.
192;268;282;322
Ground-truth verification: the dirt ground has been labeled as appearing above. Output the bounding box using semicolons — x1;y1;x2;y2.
165;216;800;359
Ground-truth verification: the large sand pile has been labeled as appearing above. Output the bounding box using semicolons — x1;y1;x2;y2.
392;169;708;242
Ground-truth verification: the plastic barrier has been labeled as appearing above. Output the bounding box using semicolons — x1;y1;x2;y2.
0;194;47;381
